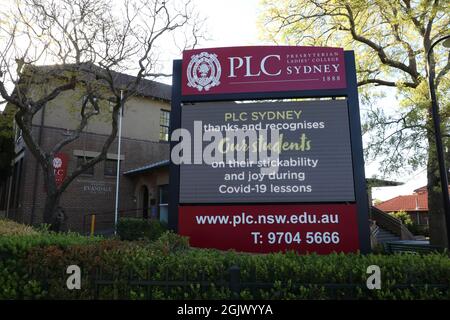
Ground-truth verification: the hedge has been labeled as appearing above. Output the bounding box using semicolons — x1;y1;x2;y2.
116;218;167;241
0;231;449;300
0;231;103;299
0;218;39;236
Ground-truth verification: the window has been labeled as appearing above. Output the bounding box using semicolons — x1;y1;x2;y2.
159;109;170;141
15;122;22;142
8;158;23;212
104;159;117;176
158;184;169;224
76;156;94;175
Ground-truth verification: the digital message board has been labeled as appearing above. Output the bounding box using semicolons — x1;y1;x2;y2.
169;46;370;255
179;100;355;203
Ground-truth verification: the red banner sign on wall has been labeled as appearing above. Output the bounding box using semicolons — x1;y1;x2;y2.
182;46;346;95
53;152;68;187
179;204;359;254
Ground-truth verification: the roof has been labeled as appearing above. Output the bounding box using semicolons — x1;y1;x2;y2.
413;186;428;194
375;193;428;212
110;69;171;101
123;159;169;176
375;186;450;212
23;63;172;101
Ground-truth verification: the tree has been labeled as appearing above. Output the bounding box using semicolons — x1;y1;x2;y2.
259;0;450;246
391;210;414;229
0;108;15;180
0;0;202;230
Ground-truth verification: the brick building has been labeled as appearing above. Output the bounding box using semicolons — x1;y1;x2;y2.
375;186;450;226
0;66;172;233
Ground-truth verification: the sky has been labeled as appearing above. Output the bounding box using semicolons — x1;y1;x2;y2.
192;0;263;47
0;0;427;201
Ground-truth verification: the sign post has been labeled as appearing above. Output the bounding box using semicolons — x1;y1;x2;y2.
169;46;370;254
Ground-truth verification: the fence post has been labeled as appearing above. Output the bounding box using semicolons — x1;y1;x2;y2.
90;214;96;236
229;265;240;299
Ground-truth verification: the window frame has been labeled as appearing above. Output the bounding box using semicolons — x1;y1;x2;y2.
76;156;95;176
104;159;118;177
159;109;170;142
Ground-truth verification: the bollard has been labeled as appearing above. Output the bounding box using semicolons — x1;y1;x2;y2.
90;214;96;236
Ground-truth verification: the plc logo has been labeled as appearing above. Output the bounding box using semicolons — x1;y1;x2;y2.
186;52;283;92
187;52;221;92
53;157;62;169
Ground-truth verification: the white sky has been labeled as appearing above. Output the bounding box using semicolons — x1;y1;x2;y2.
192;0;264;47
0;0;427;201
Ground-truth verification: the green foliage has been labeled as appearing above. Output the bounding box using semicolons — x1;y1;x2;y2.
390;211;430;237
0;231;103;299
149;231;190;254
0;231;449;300
0;231;102;258
35;223;52;233
391;210;414;228
116;218;167;241
258;0;449;177
409;224;430;238
258;0;450;246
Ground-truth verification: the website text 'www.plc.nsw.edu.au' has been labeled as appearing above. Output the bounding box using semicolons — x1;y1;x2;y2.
194;212;339;227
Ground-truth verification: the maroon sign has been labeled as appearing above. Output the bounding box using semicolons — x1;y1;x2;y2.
182;46;346;95
53;152;68;187
179;204;359;254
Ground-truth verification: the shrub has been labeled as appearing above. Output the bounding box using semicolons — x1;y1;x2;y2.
0;218;39;236
409;224;430;237
150;231;190;254
0;232;103;299
0;232;102;260
391;211;430;237
0;230;449;300
390;210;414;229
116;218;167;241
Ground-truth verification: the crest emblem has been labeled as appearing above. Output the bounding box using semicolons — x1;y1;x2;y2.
53;157;62;169
186;52;221;91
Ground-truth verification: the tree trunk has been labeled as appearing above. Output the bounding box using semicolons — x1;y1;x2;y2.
43;192;61;230
426;120;449;248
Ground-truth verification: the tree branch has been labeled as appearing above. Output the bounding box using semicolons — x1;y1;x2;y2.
344;4;420;83
358;78;417;88
51;92;99;154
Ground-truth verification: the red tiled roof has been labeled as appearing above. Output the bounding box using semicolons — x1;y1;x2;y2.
413;186;428;194
375;186;450;212
376;194;428;212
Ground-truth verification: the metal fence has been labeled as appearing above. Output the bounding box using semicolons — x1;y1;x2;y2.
88;265;449;300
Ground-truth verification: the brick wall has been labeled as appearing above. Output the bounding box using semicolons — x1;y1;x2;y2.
17;125;169;232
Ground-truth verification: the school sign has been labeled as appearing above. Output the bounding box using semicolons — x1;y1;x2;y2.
169;46;370;254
